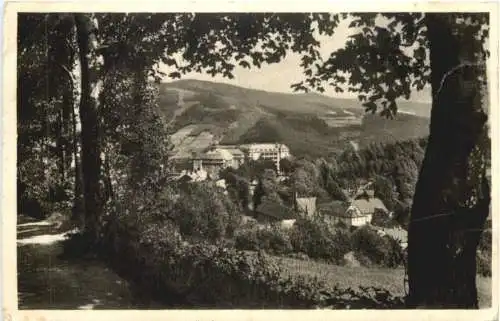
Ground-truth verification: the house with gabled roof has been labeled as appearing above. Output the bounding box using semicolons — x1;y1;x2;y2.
317;190;389;228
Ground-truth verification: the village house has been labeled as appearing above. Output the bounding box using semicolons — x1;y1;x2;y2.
345;196;388;227
318;188;389;228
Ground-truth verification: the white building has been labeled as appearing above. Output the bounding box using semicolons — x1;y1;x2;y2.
344;197;388;227
240;143;290;162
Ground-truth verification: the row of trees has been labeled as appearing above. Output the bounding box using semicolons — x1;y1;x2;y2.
18;12;491;308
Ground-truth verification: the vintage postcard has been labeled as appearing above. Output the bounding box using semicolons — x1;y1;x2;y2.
2;1;499;321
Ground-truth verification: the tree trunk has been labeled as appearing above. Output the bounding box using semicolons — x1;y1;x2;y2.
406;13;490;308
71;93;85;226
74;14;103;242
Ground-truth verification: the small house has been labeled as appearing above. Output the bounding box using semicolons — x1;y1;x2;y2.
346;197;388;227
318;196;388;228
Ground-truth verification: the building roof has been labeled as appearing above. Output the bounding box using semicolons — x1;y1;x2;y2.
318;201;349;217
223;147;245;158
195;148;234;161
351;197;387;215
255;199;297;221
241;143;289;151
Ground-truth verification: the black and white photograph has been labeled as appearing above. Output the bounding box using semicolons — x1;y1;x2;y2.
3;1;498;319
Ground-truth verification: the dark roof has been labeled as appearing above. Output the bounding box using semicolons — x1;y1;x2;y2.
318;201;349;217
178;174;193;183
255;199;297;220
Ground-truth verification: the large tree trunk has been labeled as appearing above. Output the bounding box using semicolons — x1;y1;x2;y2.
74;14;103;242
406;13;490;308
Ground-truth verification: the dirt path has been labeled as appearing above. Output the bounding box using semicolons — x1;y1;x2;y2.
17;216;160;309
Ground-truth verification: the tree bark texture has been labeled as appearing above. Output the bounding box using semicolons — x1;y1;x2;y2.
407;13;490;308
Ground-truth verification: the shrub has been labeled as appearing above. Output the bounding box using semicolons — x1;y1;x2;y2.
382;236;405;268
97;206;406;308
351;225;390;266
289;218;350;264
370;209;395;228
234;226;260;251
235;225;293;255
102;218;317;308
265;226;293;255
171;182;241;241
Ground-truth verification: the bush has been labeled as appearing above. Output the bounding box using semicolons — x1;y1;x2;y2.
235;225;293;255
171;182;241;241
265;227;294;255
234;226;260;251
93;197;408;309
103;217;406;308
371;209;396;228
351;225;390;267
382;236;405;268
102;216;312;307
289;218;351;264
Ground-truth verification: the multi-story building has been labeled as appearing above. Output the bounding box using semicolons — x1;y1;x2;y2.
237;143;290;173
239;143;290;162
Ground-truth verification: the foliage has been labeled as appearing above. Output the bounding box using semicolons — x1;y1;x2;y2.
371;208;397;228
221;172;251;210
372;175;397;211
290;13;488;116
252;169;283;209
289;218;351;264
235;225;293;255
351;225;390;266
18;14;77;219
101;213;406;308
170;182;241;241
393;199;412;230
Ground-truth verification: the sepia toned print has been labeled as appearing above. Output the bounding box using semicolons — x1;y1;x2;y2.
3;2;499;321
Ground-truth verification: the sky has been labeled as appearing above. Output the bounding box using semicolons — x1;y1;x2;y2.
158;15;493;105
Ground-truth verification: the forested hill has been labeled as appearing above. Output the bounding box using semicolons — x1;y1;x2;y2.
156;79;431;158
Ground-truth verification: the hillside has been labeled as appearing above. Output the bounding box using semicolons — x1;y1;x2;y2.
157;79;431;158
